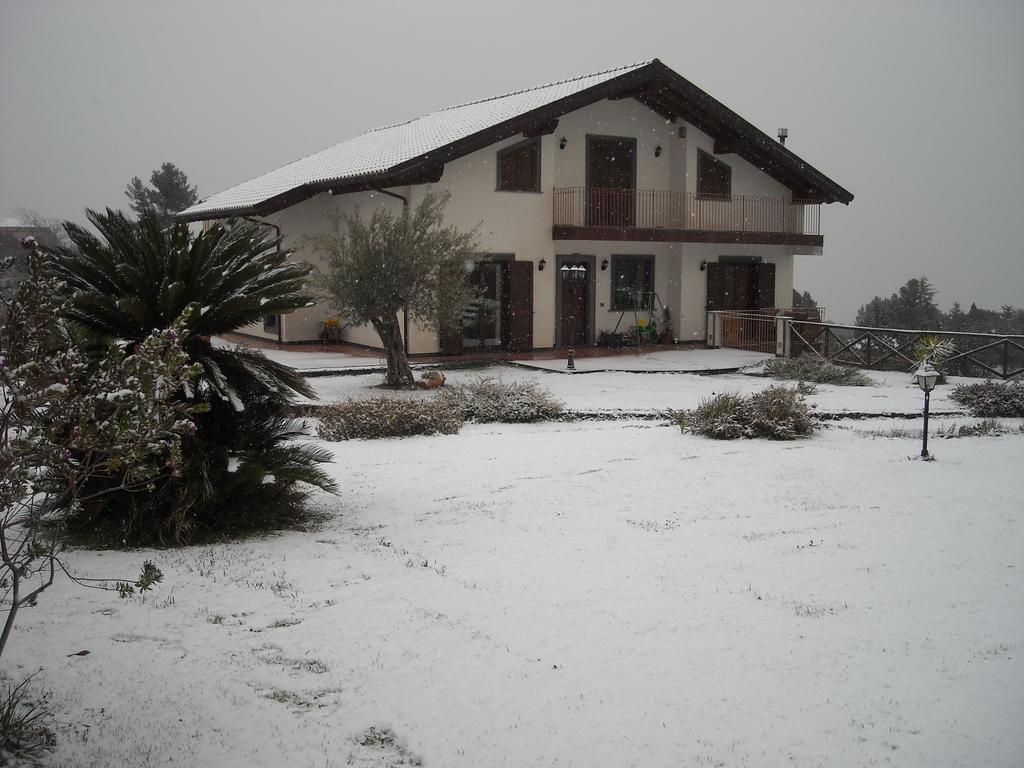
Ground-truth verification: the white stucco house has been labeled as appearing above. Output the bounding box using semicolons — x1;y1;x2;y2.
179;59;852;354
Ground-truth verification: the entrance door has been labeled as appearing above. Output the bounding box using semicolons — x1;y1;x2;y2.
462;261;508;349
557;258;592;346
506;261;534;352
706;262;775;311
586;136;636;227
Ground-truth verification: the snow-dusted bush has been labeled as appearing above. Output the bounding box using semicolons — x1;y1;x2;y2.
318;397;463;440
685;386;816;440
761;357;873;386
0;676;55;763
43;209;336;545
439;377;564;423
949;379;1024;417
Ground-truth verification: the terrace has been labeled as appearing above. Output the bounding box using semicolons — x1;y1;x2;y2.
552;187;823;246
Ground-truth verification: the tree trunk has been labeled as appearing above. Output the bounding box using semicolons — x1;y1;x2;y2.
371;314;415;387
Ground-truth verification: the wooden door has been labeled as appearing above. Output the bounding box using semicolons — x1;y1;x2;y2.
506;261;533;352
705;263;725;311
587;136;636;227
559;263;589;346
756;262;776;310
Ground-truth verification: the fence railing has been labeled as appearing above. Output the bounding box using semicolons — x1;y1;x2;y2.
707;310;1024;379
553;187;820;235
787;321;1024;379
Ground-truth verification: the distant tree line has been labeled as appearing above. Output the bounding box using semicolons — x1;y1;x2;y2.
855;276;1024;335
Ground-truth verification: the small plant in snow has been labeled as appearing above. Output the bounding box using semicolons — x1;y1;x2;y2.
0;676;55;764
439;376;564;423
318;397;463;440
760;356;873;386
683;386;817;440
949;379;1024;417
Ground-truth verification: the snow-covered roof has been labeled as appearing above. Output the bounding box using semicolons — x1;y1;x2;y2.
180;61;652;220
180;59;852;220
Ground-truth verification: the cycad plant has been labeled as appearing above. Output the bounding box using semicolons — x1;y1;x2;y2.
44;209;336;544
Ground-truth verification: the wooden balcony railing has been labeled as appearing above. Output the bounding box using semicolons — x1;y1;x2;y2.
553;187;821;235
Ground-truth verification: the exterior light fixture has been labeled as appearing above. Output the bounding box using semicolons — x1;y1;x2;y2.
559;137;567;150
912;360;940;459
601;258;609;271
538;258;546;271
654;145;662;157
699;259;708;272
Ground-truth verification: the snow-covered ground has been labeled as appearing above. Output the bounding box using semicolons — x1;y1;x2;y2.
5;372;1023;767
304;363;966;417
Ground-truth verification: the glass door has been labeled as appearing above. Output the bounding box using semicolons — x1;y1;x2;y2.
462;261;505;348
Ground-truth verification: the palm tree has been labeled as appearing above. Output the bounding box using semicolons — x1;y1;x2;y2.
44;209;335;544
48;208;314;405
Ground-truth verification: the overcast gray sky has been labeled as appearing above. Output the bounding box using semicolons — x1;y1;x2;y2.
2;0;1021;322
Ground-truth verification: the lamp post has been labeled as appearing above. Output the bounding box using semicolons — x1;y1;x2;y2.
561;263;586;371
912;360;940;459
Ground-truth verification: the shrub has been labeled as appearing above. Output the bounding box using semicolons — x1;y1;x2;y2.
685;391;751;439
318;397;463;440
685;386;816;440
761;357;873;386
0;677;55;764
439;377;564;423
949;379;1024;417
42;209;336;545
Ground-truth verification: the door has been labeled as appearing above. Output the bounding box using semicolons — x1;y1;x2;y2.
506;261;534;352
462;261;508;349
706;262;769;311
586;136;636;227
558;259;591;346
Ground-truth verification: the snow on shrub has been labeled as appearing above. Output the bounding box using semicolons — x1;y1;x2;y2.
318;397;463;440
439;377;564;423
949;379;1024;417
684;385;817;440
760;357;873;386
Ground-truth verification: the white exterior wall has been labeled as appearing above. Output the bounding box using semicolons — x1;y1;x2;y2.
242;97;818;351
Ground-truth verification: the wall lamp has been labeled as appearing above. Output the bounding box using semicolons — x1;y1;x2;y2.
699;259;708;272
654;145;662;157
601;258;609;271
559;137;567;150
538;258;546;271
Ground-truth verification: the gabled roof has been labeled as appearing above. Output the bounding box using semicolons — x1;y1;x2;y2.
179;59;852;221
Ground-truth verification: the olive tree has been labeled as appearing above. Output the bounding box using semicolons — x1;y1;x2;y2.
312;192;478;387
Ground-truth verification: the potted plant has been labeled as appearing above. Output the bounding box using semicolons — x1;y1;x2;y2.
321;315;344;343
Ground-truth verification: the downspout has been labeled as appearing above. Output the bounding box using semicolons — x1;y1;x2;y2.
375;188;411;356
243;216;283;346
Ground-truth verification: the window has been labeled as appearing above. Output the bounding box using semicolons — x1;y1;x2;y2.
263;314;279;333
497;138;540;192
697;149;731;197
611;255;654;310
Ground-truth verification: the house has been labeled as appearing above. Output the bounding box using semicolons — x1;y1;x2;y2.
179;59;852;353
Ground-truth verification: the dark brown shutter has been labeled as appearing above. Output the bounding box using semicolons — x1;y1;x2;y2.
705;263;725;311
756;262;776;309
507;261;534;352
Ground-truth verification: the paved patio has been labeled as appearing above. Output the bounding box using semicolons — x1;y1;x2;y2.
215;335;769;374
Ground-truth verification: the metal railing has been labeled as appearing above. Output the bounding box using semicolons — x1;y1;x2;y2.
553;187;820;235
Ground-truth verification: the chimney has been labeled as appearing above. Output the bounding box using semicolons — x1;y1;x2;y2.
777;128;789;146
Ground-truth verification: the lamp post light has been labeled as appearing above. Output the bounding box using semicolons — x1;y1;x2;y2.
561;263;586;371
912;360;940;459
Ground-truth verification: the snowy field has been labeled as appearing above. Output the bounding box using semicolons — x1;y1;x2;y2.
5;370;1023;767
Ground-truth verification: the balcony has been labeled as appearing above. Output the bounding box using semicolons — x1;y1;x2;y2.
552;187;823;246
